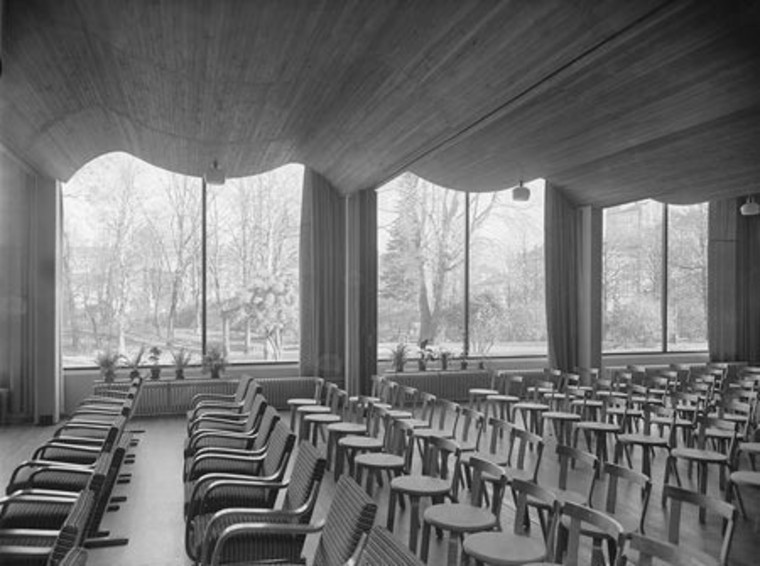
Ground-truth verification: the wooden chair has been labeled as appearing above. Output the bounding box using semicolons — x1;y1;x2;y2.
325;394;370;474
303;388;345;447
184;440;327;562
469;371;500;412
354;413;414;496
336;402;387;480
660;485;737;566
297;382;339;439
387;435;462;553
462;478;560;566
420;455;508;565
614;402;670;477
200;475;377;566
616;531;712;566
486;373;524;424
287;377;325;431
529;445;599;514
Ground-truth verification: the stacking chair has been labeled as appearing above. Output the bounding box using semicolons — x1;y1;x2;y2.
469;372;500;412
198;475;377;566
486;374;523;424
185;420;295;515
297;382;340;439
286;376;325;431
412;399;461;462
184;393;268;457
185;441;327;562
187;384;263;436
183;405;280;481
558;463;651;565
350;525;424;566
0;489;96;566
462;478;560;566
302;388;345;446
420;455;508;565
387;435;462;553
354;414;414;496
325;395;371;474
616;531;710;566
186;375;259;421
660;485;737;566
614;402;669;477
529;445;599;512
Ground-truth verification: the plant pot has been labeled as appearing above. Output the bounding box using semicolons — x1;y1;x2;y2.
129;369;140;379
478;361;486;370
211;369;221;379
150;367;161;380
441;358;449;371
460;360;468;370
418;360;426;371
394;362;405;373
175;369;185;380
102;369;116;383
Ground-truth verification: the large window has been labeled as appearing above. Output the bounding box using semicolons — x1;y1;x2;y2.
61;153;302;367
602;200;707;353
378;173;546;359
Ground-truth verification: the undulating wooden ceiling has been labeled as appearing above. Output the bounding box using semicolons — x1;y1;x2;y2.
1;0;759;207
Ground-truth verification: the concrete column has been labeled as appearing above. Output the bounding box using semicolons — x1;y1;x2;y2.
576;205;602;371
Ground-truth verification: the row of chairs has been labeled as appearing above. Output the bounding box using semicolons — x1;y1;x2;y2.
353;372;745;565
182;375;423;565
0;376;144;565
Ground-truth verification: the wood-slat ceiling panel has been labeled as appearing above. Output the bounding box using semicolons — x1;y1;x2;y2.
410;0;760;206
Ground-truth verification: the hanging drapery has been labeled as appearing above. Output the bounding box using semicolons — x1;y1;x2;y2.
299;168;346;380
544;182;579;372
0;148;33;420
345;188;377;395
708;196;760;362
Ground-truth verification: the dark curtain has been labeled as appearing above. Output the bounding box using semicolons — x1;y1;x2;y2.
346;188;377;395
709;196;760;362
299;168;346;380
545;183;579;371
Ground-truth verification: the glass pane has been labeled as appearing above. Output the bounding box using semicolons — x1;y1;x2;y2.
62;153;202;366
206;164;302;362
468;180;546;357
667;203;708;351
603;200;664;352
378;173;465;358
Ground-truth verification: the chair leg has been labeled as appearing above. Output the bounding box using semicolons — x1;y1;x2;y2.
421;522;432;563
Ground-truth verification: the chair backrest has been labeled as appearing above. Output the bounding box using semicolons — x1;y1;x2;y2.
313;476;378;566
354;525;424;566
260;421;296;479
424;434;462;488
242;394;268;433
434;399;461;433
601;463;651;534
322;382;339;407
283;441;327;515
417;392;437;426
49;490;97;566
252;405;281;451
507;426;544;482
617;532;711;566
511;478;560;557
456;407;485;449
236;375;258;402
466;455;508;528
557;444;599;501
398;386;419;412
504;374;525;397
662;485;737;566
562;502;626;566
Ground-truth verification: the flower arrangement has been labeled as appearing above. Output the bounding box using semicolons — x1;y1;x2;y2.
148;346;162;380
124;346;146;379
389;342;409;373
172;347;192;379
95;349;121;383
202;344;227;379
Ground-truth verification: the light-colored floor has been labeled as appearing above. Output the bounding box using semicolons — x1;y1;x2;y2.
3;414;760;565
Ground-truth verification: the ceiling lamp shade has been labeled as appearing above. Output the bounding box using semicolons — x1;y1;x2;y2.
740;196;760;216
204;160;226;185
512;180;530;202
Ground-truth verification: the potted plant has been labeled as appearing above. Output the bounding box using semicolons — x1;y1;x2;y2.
95;349;121;383
124;346;145;379
148;346;162;380
459;352;469;370
202;344;227;379
417;340;436;371
172;347;192;380
389;342;409;373
439;348;451;371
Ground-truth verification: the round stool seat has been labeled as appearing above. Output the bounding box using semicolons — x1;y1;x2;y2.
400;417;430;429
670;447;726;463
486;394;519;403
470;388;498;397
424;503;497;533
288;398;317;407
297;405;331;415
391;475;450;496
304;413;341;424
740;442;760;454
574;421;618;433
542;411;580;421
355;452;405;470
617;433;668;446
327;422;366;434
387;409;413;419
464;531;548;565
339;435;383;450
513;402;549;411
730;470;760;486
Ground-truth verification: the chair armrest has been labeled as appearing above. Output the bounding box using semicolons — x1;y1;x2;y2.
186;477;289;524
210;519;326;566
191;392;236;407
187;430;252;453
187;452;264;481
188;416;247;435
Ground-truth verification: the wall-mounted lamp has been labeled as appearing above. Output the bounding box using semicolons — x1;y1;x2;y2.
740;195;760;216
204;160;225;185
512;180;530;202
